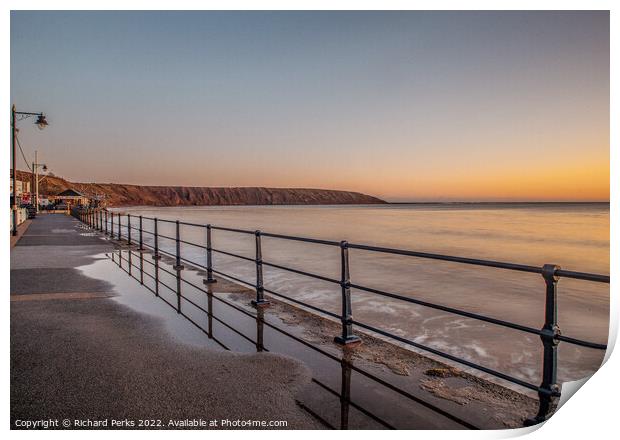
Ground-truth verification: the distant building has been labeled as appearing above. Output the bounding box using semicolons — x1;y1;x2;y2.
10;178;31;206
9;178;31;195
51;189;90;207
38;197;52;207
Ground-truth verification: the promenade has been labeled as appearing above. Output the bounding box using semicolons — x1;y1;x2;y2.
10;214;320;429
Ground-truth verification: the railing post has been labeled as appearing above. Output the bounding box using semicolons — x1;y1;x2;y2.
334;241;361;345
525;264;561;426
138;215;144;251
98;210;101;231
152;218;161;260
173;220;184;313
127;214;131;246
251;230;269;307
203;224;217;285
105;210;108;236
153;218;160;297
117;213;121;241
110;212;113;237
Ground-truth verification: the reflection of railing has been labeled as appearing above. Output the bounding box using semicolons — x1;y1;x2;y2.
76;208;609;427
108;248;476;429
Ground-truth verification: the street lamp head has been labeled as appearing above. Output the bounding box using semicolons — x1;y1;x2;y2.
42;164;48;172
35;114;49;130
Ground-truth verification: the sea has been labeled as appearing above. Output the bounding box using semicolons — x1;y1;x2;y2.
112;203;610;385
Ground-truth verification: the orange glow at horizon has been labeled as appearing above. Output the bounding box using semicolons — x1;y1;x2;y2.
340;158;610;202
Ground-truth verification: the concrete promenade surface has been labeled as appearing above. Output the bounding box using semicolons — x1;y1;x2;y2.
10;214;321;429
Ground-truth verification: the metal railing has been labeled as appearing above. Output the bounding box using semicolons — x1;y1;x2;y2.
75;207;609;426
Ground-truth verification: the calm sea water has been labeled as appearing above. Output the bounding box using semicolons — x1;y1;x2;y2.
114;203;609;385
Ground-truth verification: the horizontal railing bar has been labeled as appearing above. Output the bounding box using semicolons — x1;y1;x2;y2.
211;268;256;289
157;233;176;241
555;269;610;283
556;334;607;350
127;225;155;236
349;243;541;273
209;266;341;320
262;260;341;285
179;238;207;250
350;283;542;336
211;248;256;263
263;287;341;320
352;320;549;395
179;256;207;270
261;231;341;247
349;282;606;350
179;221;208;228
211;225;255;235
347;243;608;282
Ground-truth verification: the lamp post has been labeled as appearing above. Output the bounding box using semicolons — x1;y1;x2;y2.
32;150;48;213
11;104;48;235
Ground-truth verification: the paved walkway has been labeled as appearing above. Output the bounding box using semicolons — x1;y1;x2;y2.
10;214;319;429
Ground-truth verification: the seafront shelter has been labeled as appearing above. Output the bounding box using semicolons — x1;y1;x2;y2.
51;189;90;208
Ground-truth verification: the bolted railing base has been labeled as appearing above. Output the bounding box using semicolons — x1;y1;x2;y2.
251;298;270;308
203;278;217;285
524;385;560;426
173;264;185;271
334;335;362;346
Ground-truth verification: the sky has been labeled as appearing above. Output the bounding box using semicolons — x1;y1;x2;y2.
10;11;609;202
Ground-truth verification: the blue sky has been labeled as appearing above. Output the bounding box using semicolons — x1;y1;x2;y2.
11;11;609;201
